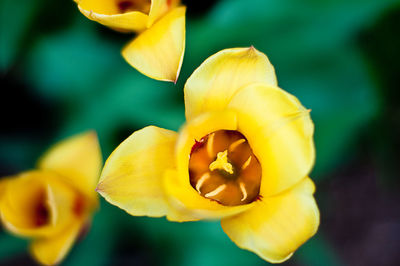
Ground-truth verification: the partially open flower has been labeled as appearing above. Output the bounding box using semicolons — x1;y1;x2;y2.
74;0;185;82
97;47;319;263
0;132;102;265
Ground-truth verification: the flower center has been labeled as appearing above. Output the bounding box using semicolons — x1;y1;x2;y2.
34;190;49;227
117;0;151;13
189;130;262;206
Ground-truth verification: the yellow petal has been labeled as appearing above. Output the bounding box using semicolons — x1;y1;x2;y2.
184;47;277;120
164;111;253;221
75;0;149;32
221;177;319;263
38;131;102;202
227;83;315;196
30;218;84;266
148;0;180;27
122;6;186;82
0;171;78;238
97;126;177;217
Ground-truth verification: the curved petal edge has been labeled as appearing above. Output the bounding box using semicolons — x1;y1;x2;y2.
184;46;277;120
221;177;319;263
122;6;186;82
97;126;177;217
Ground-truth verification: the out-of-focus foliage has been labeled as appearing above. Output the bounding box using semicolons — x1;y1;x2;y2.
0;0;43;71
1;0;399;265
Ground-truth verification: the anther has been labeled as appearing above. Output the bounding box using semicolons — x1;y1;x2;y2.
205;184;226;198
239;182;247;201
195;173;210;193
207;133;215;157
229;138;246;152
241;156;252;170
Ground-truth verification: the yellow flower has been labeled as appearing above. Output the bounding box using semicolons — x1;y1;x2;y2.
0;132;102;265
97;47;319;263
74;0;185;82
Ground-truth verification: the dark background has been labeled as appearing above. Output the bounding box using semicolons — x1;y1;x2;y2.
1;0;400;265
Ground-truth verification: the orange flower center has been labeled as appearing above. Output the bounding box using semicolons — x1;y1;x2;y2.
34;190;50;227
31;188;85;228
189;130;262;206
117;0;151;13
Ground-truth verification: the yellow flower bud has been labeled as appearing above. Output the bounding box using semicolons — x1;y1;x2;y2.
74;0;185;82
0;132;102;265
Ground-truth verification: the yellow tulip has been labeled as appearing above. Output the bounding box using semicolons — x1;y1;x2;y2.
0;132;102;265
97;47;319;263
74;0;185;82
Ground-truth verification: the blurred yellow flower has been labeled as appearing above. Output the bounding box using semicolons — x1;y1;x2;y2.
97;47;319;263
0;132;102;265
74;0;185;82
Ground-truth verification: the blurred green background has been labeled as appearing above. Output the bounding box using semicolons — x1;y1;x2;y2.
1;0;400;265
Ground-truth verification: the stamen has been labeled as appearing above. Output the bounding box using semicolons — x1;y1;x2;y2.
207;133;215;158
209;150;234;174
229;138;246;152
205;184;226;198
195;173;210;193
239;182;247;201
241;156;252;170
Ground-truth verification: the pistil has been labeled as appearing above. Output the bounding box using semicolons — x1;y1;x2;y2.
209;150;234;175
